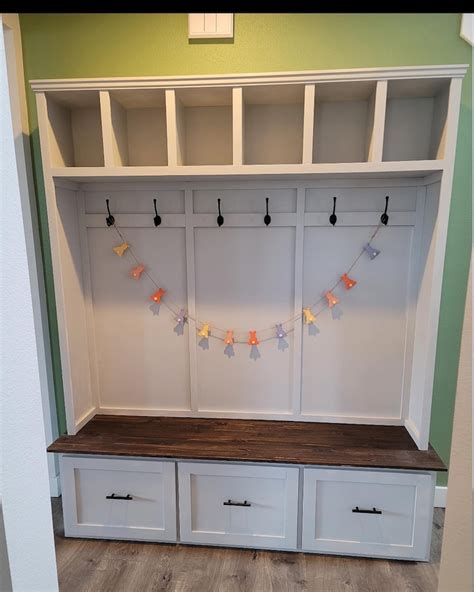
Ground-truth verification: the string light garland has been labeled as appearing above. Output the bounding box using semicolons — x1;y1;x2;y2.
174;309;187;336
198;324;210;339
131;264;145;280
113;242;129;257
150;288;166;303
364;242;380;260
303;308;317;325
224;330;234;344
247;331;259;346
109;223;383;352
325;291;339;308
341;273;357;290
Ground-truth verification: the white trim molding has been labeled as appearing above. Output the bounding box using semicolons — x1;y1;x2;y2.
434;486;447;508
30;64;469;93
460;14;473;46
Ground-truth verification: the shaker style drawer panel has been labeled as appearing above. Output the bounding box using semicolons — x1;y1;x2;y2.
302;468;435;560
178;462;299;550
60;456;177;541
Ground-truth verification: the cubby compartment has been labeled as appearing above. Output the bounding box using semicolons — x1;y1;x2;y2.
174;87;233;165
45;91;104;167
243;85;305;165
107;90;168;166
383;78;450;161
313;81;377;163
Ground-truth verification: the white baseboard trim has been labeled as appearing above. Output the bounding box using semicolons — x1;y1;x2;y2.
434;486;447;508
49;475;61;498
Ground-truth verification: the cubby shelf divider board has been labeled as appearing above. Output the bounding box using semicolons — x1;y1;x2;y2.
32;66;467;451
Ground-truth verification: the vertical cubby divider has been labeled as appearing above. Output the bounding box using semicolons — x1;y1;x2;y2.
165;89;181;167
367;80;388;162
99;91;114;167
302;85;316;164
232;87;244;165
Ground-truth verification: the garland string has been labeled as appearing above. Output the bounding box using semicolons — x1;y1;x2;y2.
111;223;383;344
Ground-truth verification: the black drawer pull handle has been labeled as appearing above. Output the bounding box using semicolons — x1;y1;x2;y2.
106;493;133;501
223;499;251;507
352;506;382;515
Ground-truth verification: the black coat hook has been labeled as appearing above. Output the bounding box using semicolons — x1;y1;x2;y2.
264;197;271;226
217;198;224;227
381;195;389;226
329;196;337;226
105;199;115;227
153;198;162;227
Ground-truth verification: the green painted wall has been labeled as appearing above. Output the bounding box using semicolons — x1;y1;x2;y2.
19;13;472;485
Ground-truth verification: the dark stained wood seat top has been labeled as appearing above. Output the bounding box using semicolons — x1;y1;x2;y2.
48;415;446;471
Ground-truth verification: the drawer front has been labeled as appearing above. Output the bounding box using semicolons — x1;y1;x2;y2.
60;456;177;541
178;462;299;550
302;468;435;560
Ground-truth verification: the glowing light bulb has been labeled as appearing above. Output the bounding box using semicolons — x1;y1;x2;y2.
341;273;357;290
131;264;145;279
150;288;166;303
224;330;234;345
275;324;287;339
113;242;129;257
325;291;339;308
247;331;259;346
303;308;316;324
364;242;380;260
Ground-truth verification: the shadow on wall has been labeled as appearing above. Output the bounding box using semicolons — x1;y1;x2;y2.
0;502;12;592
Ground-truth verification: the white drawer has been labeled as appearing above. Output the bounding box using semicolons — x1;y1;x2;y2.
60;455;177;541
302;468;435;560
178;462;299;550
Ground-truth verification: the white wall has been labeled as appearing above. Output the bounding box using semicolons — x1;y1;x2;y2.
438;260;472;592
1;13;60;497
0;14;58;591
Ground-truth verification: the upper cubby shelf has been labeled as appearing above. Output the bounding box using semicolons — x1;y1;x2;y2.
105;89;168;166
243;85;305;165
313;81;377;164
383;78;450;162
45;90;104;167
173;87;233;166
33;65;467;177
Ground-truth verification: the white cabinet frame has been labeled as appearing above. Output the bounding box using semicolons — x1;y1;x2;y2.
32;66;467;451
302;467;435;560
60;455;177;541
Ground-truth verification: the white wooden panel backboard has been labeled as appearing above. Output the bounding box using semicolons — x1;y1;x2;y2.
301;225;412;420
56;187;95;423
85;189;185;214
194;226;295;414
87;226;190;411
193;188;297;214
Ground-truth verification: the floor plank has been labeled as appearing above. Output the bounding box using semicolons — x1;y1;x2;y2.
52;499;443;592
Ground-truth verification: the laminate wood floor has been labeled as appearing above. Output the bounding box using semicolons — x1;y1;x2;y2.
52;499;444;592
